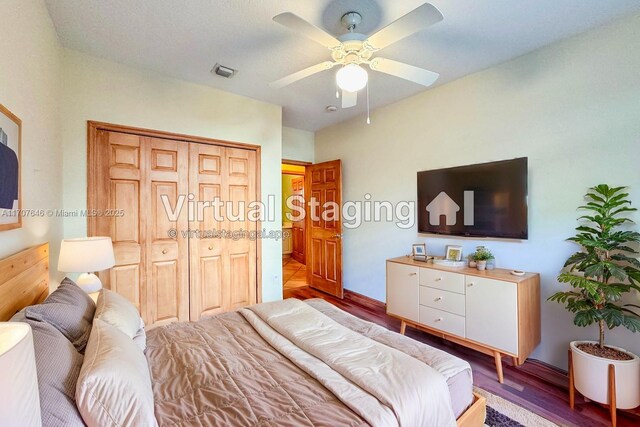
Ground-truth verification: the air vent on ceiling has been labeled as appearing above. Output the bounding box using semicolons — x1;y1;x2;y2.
211;63;237;78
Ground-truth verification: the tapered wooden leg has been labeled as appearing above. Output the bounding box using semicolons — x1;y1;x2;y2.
511;356;519;367
609;364;617;427
568;349;575;409
399;320;407;335
494;351;504;384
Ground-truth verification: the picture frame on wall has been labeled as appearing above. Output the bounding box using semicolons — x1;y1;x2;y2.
445;245;463;261
412;243;427;259
0;104;22;231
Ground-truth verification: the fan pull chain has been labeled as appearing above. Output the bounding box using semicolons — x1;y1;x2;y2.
366;83;371;125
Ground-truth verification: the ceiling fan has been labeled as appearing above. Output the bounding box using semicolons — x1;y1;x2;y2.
270;3;444;110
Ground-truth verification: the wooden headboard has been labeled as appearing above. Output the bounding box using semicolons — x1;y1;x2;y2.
0;243;49;321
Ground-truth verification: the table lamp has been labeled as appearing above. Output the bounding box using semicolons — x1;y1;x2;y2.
58;237;115;293
0;323;42;427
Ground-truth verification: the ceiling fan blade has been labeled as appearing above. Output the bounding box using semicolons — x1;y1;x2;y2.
270;61;336;89
366;3;443;50
369;58;439;87
273;12;341;48
341;90;357;108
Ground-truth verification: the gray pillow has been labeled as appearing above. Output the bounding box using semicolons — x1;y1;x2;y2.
25;277;95;352
10;311;85;426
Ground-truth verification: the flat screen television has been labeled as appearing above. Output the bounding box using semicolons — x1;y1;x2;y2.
417;158;528;239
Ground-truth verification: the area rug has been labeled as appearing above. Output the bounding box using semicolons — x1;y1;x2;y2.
475;387;559;427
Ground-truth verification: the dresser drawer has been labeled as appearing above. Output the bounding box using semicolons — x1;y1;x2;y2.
419;268;465;294
419;286;465;316
419;306;465;337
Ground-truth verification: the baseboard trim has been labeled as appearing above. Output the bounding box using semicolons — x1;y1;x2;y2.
344;289;386;311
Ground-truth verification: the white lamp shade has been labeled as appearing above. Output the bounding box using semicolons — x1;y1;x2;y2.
0;323;42;427
336;64;368;92
58;237;116;273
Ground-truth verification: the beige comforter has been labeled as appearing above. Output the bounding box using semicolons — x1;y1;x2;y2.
242;299;457;427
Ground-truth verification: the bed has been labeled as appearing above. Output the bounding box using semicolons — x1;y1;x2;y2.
1;243;486;427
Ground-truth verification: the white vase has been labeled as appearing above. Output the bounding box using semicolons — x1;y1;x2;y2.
570;341;640;409
476;261;487;271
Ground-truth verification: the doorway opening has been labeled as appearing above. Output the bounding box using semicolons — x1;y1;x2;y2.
282;161;308;293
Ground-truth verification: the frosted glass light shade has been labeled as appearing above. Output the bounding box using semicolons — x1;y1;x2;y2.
336;64;368;92
0;323;42;427
58;237;115;273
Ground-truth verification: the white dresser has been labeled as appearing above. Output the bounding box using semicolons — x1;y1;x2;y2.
386;256;540;383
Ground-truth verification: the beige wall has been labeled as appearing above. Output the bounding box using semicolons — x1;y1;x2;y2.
282;126;314;162
315;14;640;368
0;0;64;289
61;49;284;302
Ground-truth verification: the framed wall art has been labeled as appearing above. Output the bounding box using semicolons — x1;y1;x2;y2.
0;104;21;231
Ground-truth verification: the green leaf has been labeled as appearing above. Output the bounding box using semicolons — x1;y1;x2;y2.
602;305;625;328
611;254;640;269
563;252;589;267
585;193;606;203
622;315;640;333
574;309;600;327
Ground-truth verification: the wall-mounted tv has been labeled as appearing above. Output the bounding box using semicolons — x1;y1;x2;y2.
417;158;528;239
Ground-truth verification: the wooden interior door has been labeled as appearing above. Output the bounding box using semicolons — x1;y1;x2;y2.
91;130;146;315
189;143;225;320
90;131;189;326
145;137;190;326
306;160;343;298
291;176;305;264
226;147;258;310
189;144;258;320
89;123;260;326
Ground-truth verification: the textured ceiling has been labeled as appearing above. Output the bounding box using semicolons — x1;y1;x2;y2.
45;0;640;131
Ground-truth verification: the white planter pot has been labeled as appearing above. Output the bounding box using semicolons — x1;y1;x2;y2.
476;261;487;271
571;341;640;409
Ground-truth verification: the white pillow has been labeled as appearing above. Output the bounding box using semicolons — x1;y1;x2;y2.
76;319;157;427
132;317;147;352
95;288;142;339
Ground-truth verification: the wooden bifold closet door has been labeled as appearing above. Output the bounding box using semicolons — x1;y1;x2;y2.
89;126;258;327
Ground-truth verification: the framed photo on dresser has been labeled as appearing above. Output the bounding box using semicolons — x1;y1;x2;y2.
0;104;21;231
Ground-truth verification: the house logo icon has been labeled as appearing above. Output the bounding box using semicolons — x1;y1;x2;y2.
426;191;475;226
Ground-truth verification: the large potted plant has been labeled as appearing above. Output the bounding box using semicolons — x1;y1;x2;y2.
549;185;640;409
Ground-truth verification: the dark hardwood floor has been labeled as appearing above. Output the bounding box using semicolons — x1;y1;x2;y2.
284;286;640;427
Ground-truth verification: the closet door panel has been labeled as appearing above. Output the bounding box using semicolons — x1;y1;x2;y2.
226;148;257;310
92;131;146;317
230;253;250;306
145;138;189;326
90;125;259;326
189;144;226;320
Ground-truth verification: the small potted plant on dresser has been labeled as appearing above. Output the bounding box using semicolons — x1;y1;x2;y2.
549;185;640;422
473;247;493;271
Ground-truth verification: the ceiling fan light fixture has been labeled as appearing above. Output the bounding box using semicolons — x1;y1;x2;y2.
336;64;368;92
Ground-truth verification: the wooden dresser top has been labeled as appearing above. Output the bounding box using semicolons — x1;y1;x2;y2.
387;256;538;283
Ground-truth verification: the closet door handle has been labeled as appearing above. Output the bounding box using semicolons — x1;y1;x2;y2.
409;272;417;276
468;282;475;287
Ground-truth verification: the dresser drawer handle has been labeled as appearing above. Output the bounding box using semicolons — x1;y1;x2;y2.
468;282;475;287
434;297;443;302
435;317;443;322
208;245;213;251
435;277;443;282
409;272;417;276
162;249;168;255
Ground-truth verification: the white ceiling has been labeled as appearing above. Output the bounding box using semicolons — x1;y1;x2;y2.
45;0;640;131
